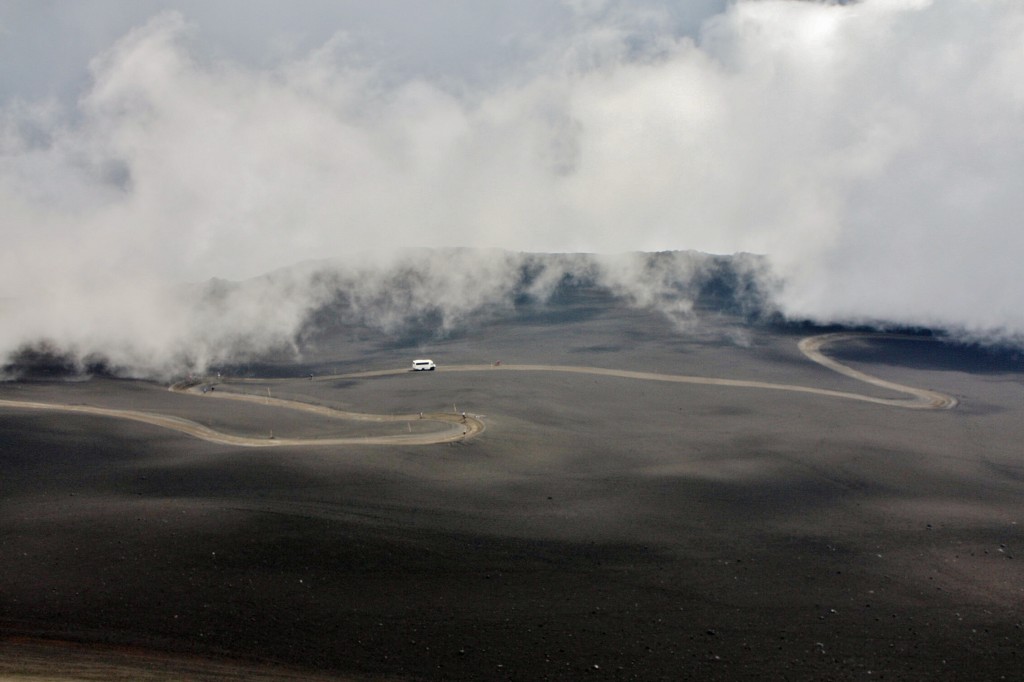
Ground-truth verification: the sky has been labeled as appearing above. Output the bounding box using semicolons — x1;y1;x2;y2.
2;0;1023;375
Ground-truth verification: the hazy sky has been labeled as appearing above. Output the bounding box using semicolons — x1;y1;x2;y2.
2;0;1023;373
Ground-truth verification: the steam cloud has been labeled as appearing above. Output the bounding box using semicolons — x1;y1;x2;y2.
2;1;1023;376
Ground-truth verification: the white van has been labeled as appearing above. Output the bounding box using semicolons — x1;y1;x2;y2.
411;359;436;371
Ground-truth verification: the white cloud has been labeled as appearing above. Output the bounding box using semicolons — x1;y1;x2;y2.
2;0;1024;375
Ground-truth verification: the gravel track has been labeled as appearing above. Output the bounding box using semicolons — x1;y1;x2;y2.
0;333;957;448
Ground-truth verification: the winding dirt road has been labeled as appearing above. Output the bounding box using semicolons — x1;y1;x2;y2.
798;333;957;409
170;382;482;446
0;333;957;448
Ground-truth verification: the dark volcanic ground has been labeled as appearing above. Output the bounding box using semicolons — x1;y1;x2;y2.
3;296;1024;680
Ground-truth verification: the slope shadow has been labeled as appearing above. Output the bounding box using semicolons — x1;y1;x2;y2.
826;337;1024;375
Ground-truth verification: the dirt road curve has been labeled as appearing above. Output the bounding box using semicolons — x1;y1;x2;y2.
0;333;956;447
448;332;955;410
798;333;957;409
0;391;481;448
325;332;957;410
170;382;483;446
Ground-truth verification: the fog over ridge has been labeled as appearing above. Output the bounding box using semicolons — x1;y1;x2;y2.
0;249;773;378
2;0;1023;376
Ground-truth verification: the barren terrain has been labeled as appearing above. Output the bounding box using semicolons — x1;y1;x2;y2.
2;297;1023;680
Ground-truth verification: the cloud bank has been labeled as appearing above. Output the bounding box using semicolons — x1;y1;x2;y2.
2;0;1023;376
